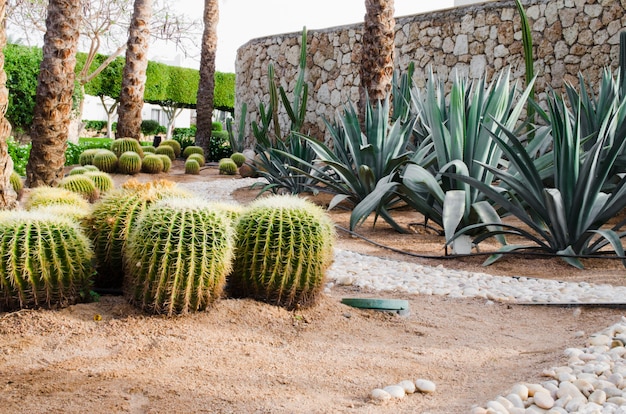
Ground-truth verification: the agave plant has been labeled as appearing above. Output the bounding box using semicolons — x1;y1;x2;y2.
450;89;626;268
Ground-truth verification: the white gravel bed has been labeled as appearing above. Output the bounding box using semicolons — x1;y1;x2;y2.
189;177;626;412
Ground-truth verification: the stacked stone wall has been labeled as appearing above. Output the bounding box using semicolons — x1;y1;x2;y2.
235;0;626;145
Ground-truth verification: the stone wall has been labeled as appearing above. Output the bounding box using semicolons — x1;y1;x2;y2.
235;0;626;145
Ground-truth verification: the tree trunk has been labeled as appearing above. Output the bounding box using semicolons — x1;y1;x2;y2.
195;0;219;154
116;0;152;139
26;0;81;188
359;0;395;113
0;0;16;209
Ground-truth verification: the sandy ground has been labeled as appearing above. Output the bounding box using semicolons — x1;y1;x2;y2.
1;162;625;414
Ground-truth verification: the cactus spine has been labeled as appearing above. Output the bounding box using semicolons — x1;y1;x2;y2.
92;150;118;173
141;154;164;174
185;159;200;174
124;198;235;315
183;145;204;159
118;151;142;175
229;195;335;309
219;158;237;175
155;144;176;161
111;137;144;158
58;175;100;202
0;211;94;311
159;139;181;158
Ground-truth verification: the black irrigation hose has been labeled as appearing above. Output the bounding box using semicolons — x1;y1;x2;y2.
335;225;626;262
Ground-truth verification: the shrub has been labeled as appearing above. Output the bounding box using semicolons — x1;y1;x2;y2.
0;211;94;311
187;153;205;166
83;120;107;131
124;198;235;315
141;154;164;174
182;145;204;159
140;119;163;136
155;144;176;161
230;152;246;167
66;140;113;166
84;171;114;193
118;151;142;175
208;131;232;161
25;186;91;211
58;175;100;202
159;139;182;158
92;150;118;173
86;180;191;289
185;159;200;175
212;121;223;131
172;127;196;153
229;195;335;309
7;138;30;176
157;154;172;172
111;137;144;158
218;158;237;175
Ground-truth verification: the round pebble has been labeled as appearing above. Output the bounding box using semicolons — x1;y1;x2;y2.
370;388;391;402
383;385;406;399
415;379;436;394
397;379;416;394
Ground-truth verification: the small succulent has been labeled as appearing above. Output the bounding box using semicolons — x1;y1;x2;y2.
141;154;164;174
111;137;144;158
159;139;182;158
183;145;204;159
124;197;235;315
229;195;335;309
118;151;142;175
58;175;100;202
219;158;237;175
185;159;200;175
155;145;176;161
92;149;118;173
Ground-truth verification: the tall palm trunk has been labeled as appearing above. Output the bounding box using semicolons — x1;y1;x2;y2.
116;0;152;139
360;0;395;113
195;0;219;155
0;0;16;208
25;0;80;187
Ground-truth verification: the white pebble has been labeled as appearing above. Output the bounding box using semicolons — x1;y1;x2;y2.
414;378;436;394
397;379;416;394
370;388;391;402
383;385;405;399
533;390;555;409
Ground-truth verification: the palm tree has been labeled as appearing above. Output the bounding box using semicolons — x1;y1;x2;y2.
25;0;81;187
0;0;16;208
360;0;395;110
195;0;219;155
116;0;153;139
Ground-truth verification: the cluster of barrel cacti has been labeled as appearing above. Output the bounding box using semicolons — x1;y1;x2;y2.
78;138;175;175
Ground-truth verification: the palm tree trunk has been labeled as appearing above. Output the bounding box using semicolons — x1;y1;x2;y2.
0;0;16;208
195;0;219;154
116;0;153;139
360;0;395;111
25;0;80;188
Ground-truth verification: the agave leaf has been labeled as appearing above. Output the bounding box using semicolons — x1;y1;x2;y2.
350;178;400;230
543;189;568;249
443;190;465;244
482;244;531;266
589;229;626;267
402;164;446;204
472;200;507;246
328;194;351;211
556;246;584;269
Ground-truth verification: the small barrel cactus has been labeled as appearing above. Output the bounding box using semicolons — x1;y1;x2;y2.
187;153;205;166
79;149;100;166
183;145;204;159
142;145;156;154
29;204;92;222
141;154;164;174
159;139;181;158
10;172;22;197
118;151;142;175
86;180;191;289
92;149;118;173
111;137;144;158
229;195;335;309
230;152;246;167
124;198;235;315
24;187;91;211
84;171;114;193
83;165;99;172
155;144;176;161
69;166;88;176
157;154;172;172
58;175;100;202
0;211;94;311
219;158;238;175
185;159;200;175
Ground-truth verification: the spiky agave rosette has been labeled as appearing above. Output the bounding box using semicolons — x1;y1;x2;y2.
124;198;235;315
0;211;94;311
86;180;192;289
230;195;335;309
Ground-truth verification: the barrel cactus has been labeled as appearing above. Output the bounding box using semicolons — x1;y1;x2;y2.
230;152;246;168
124;198;235;315
111;137;144;158
92;149;118;173
84;171;114;193
30;204;92;222
155;144;176;161
118;151;142;175
142;145;156;154
219;158;237;175
79;149;100;166
69;166;88;176
159;139;181;158
24;187;91;211
157;154;172;172
141;154;164;174
59;175;100;202
0;211;94;311
83;165;99;172
10;172;22;197
187;153;205;166
185;159;200;175
86;180;191;289
183;145;204;159
229;195;335;309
